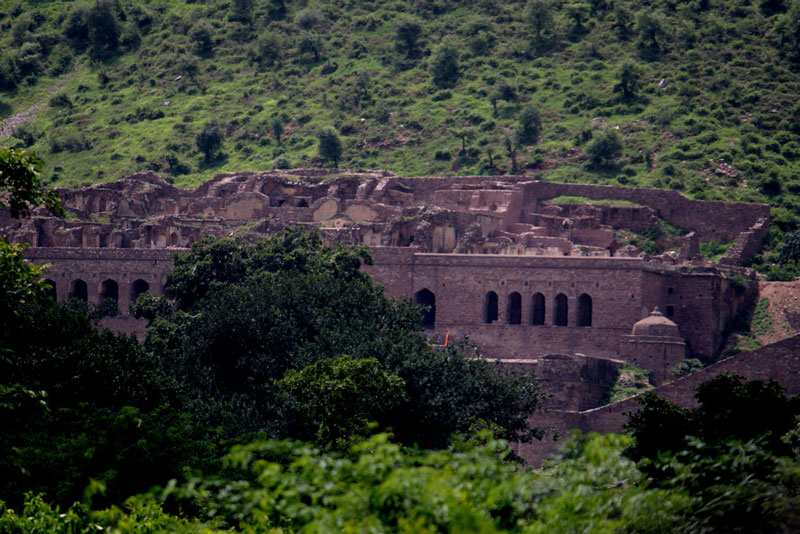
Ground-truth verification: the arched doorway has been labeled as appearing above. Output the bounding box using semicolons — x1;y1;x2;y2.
507;292;521;325
484;291;498;323
100;279;119;304
415;288;436;329
43;279;57;300
69;279;88;301
131;279;150;302
578;293;592;327
554;293;568;326
531;293;545;325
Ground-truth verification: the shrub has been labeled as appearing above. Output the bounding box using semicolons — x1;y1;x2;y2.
585;128;623;167
195;121;224;162
273;155;290;169
430;38;460;89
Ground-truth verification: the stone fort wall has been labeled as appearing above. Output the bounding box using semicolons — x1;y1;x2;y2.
517;333;800;464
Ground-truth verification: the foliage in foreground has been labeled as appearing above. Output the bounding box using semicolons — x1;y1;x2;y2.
2;428;799;534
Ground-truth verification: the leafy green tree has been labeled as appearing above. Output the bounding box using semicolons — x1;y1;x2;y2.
270;115;284;145
514;105;542;145
612;5;633;40
636;10;667;53
565;2;591;36
317;126;342;167
87;0;121;58
613;61;641;100
525;0;555;43
584;128;622;167
138;230;542;449
256;31;281;66
396;17;423;58
190;22;213;56
298;31;323;62
626;374;800;468
0;147;64;217
777;0;800;62
430;38;460;89
278;355;405;447
453;127;475;154
779;228;800;263
294;7;323;30
195;121;223;162
230;0;253;24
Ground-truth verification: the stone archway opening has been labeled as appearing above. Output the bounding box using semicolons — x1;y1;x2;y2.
414;288;436;330
100;279;119;304
554;293;568;326
131;279;150;302
507;292;522;325
531;293;545;325
69;279;88;301
578;293;592;327
484;291;498;324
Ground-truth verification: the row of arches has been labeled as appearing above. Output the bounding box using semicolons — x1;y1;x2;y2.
413;288;593;330
44;278;151;304
484;291;592;327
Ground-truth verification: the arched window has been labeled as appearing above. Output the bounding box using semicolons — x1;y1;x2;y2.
415;288;436;330
484;291;498;324
169;232;180;247
554;293;568;326
100;279;119;303
131;279;150;302
531;293;545;325
69;279;88;301
43;279;57;300
578;293;592;327
507;292;521;325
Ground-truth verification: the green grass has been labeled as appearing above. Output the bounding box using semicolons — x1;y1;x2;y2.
751;297;775;336
546;195;643;207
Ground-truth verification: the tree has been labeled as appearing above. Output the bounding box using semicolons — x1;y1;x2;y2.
612;5;632;40
0;147;64;218
565;2;591;36
298;31;322;62
195;121;223;162
514;105;542;145
525;0;555;43
278;355;405;447
317;126;342;167
87;0;121;58
230;0;253;24
256;31;281;66
190;23;213;56
396;17;423;58
270;116;284;145
504;134;519;173
636;10;666;54
777;0;800;62
625;374;800;466
430;39;460;89
584;128;622;167
613;61;641;100
138;230;543;449
453;127;475;154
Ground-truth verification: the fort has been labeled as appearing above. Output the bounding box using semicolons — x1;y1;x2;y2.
4;168;798;462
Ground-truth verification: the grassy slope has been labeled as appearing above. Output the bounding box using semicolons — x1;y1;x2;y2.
2;1;800;251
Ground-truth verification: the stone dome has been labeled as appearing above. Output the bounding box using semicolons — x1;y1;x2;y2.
631;307;682;338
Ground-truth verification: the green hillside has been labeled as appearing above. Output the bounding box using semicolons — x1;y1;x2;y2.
2;0;800;274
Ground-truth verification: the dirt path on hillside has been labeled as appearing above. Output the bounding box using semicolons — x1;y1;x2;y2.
0;61;78;139
755;281;800;345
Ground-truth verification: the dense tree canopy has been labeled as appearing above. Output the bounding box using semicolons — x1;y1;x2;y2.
138;230;542;450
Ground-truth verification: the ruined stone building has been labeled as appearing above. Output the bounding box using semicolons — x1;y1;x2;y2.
5;168;795;462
